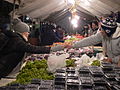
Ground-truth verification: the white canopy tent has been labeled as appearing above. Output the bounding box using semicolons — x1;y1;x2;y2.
5;0;120;19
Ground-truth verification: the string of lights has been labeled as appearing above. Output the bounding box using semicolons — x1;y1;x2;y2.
65;0;80;28
65;0;93;28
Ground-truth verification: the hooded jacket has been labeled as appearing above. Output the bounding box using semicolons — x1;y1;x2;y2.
0;31;50;78
73;24;120;64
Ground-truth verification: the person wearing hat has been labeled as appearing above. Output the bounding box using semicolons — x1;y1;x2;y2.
65;17;120;66
0;19;64;78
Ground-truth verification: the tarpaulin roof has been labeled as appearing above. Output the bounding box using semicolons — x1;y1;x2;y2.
5;0;120;19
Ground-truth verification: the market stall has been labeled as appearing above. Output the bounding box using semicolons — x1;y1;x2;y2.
0;31;120;90
0;0;120;90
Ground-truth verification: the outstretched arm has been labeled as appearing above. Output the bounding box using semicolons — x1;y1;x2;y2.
73;32;103;48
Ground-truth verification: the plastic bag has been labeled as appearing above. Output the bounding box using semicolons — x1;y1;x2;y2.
96;53;105;60
47;53;69;72
75;54;91;68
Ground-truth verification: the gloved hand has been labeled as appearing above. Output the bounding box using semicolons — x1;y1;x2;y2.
50;45;64;52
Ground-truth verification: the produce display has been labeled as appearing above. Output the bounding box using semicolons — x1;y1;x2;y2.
66;59;76;67
64;36;80;44
11;59;54;84
91;60;101;66
51;35;83;47
2;62;120;90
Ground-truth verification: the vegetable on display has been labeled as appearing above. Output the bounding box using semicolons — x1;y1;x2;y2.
66;59;76;67
91;60;101;66
11;59;54;84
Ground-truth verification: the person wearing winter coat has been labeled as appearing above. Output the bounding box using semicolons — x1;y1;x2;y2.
82;24;89;37
91;21;99;35
65;18;120;66
0;19;63;78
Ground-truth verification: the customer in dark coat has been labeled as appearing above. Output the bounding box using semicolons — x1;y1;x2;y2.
54;26;64;42
0;19;63;78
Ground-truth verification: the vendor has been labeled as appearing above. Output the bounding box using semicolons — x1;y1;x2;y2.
66;17;120;66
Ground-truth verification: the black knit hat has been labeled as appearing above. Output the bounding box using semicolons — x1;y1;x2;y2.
101;18;117;29
101;18;118;37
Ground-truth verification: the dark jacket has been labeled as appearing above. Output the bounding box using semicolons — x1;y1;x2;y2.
40;25;56;45
0;32;9;51
0;31;51;77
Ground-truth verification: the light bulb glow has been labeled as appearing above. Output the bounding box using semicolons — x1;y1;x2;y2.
71;18;78;28
74;15;80;20
73;24;78;28
69;17;71;20
71;18;77;25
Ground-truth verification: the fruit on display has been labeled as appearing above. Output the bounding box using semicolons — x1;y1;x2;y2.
50;35;82;47
65;37;79;44
75;35;84;39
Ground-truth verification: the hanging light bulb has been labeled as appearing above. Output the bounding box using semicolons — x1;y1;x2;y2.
66;0;79;28
69;17;71;20
73;23;78;28
74;14;80;20
71;18;77;25
71;18;78;28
